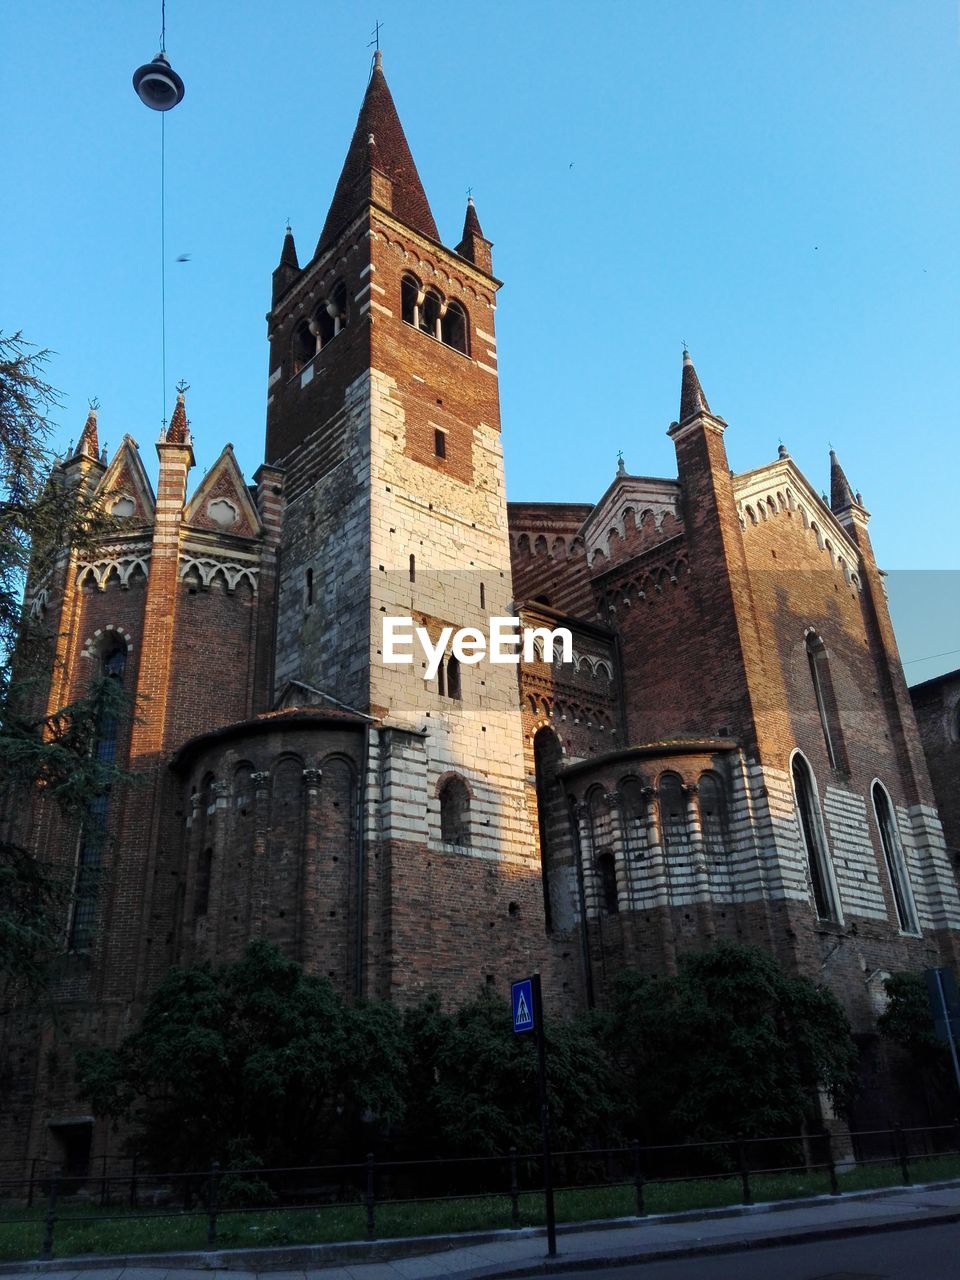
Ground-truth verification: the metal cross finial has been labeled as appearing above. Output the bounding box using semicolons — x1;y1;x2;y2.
681;338;687;351
466;185;473;200
369;19;384;50
176;378;190;395
88;396;101;411
617;449;624;464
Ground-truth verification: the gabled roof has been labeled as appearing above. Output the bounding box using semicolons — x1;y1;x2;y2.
316;53;439;255
184;444;262;538
95;435;156;523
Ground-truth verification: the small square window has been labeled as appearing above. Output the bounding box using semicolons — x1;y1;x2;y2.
434;429;446;459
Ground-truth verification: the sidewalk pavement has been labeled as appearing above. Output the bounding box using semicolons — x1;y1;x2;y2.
4;1180;960;1280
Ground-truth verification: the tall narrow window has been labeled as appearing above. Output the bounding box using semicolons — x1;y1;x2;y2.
69;639;127;950
620;778;646;859
806;633;846;771
439;776;470;846
479;582;485;609
195;848;213;918
292;321;316;374
698;773;727;856
437;657;445;697
873;782;920;934
419;290;442;338
534;728;566;934
658;773;687;855
446;654;462;700
792;753;841;922
305;567;313;608
597;852;619;914
401;274;420;326
434;428;446;458
409;553;416;583
441;301;468;353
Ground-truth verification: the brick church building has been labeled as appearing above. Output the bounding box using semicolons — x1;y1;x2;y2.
5;54;960;1172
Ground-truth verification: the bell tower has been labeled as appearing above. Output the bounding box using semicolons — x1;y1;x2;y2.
264;55;548;998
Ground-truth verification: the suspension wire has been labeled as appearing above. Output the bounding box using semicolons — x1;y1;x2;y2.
160;110;167;428
160;0;166;52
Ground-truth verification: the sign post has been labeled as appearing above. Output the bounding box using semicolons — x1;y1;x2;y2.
512;973;557;1257
924;967;960;1096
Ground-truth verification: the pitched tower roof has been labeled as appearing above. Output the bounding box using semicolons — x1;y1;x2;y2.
460;195;484;242
829;449;856;512
316;52;439;255
679;349;712;423
278;223;299;270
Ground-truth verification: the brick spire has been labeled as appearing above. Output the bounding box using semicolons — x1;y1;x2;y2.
461;195;484;241
315;51;439;255
166;389;189;444
829;449;856;513
455;195;494;274
679;349;711;424
278;223;298;270
77;404;99;458
272;223;300;304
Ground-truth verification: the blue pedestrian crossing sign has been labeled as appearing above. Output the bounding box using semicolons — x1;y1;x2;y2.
512;978;535;1033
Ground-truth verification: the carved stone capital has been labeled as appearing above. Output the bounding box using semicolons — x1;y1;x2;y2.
604;790;623;809
211;780;229;800
302;767;323;790
251;771;270;793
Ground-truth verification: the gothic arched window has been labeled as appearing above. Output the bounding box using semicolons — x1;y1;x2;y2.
401;274;421;326
620;778;646;859
439;775;470;847
446;654;462;701
792;753;841;922
419;290;442;339
806;632;847;772
698;773;727;856
292;321;316;374
68;637;128;951
658;773;687;855
441;301;468;354
872;781;920;935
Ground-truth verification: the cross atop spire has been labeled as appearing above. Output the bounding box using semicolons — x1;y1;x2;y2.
316;55;439;256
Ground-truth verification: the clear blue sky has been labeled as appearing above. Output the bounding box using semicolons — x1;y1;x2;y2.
3;1;958;681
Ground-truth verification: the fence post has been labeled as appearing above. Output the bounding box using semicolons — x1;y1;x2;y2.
27;1156;37;1208
129;1151;139;1209
894;1123;912;1185
632;1141;646;1216
736;1137;752;1206
100;1152;108;1207
509;1146;520;1228
822;1129;839;1195
40;1167;61;1261
206;1161;221;1248
365;1152;376;1241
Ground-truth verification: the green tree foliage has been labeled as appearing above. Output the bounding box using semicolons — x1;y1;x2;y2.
600;943;859;1143
0;332;131;994
878;971;957;1114
76;941;407;1170
76;941;860;1171
399;989;622;1158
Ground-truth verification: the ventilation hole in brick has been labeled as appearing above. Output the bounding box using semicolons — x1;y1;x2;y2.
279;911;285;918
328;971;335;978
508;901;519;917
485;974;495;985
240;808;247;817
488;921;495;928
332;855;339;862
233;915;238;922
329;910;337;917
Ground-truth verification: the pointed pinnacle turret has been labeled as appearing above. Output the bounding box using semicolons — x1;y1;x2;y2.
77;403;100;458
272;223;300;305
455;194;493;273
166;389;189;444
679;349;712;423
829;449;856;512
316;54;439;256
279;223;299;270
